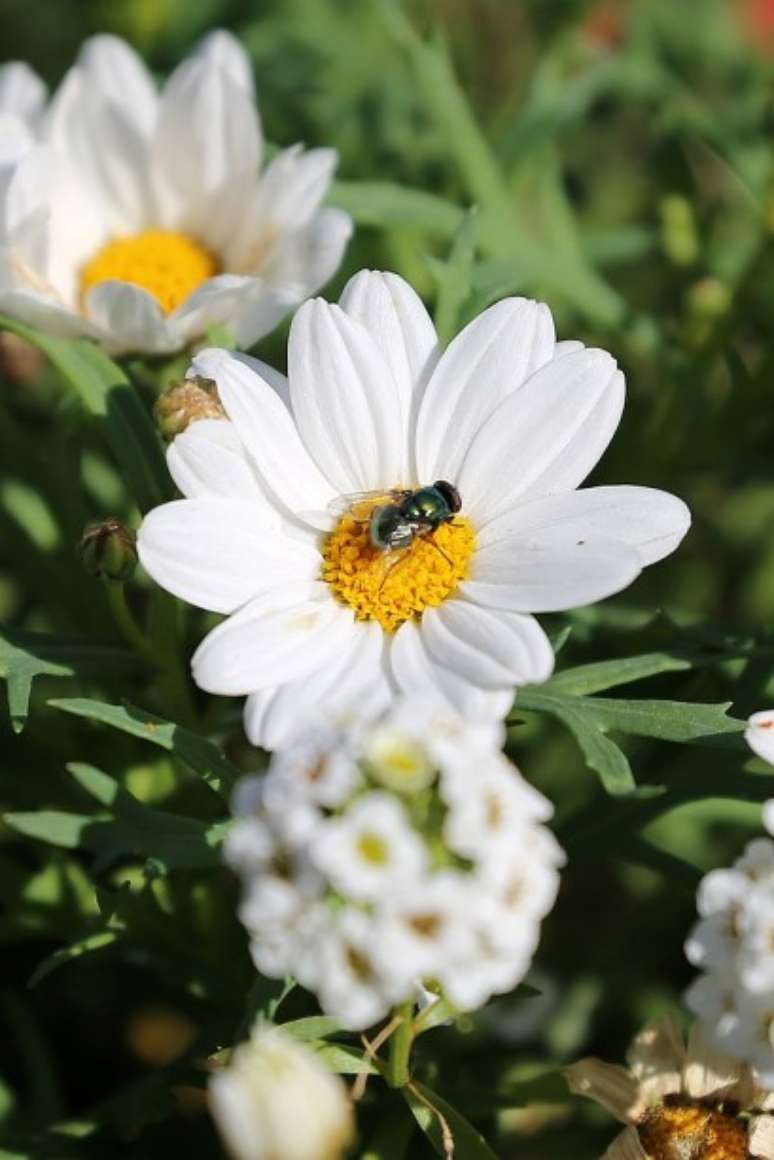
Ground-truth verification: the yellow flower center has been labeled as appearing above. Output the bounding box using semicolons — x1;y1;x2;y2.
638;1103;748;1160
80;229;218;314
321;503;475;634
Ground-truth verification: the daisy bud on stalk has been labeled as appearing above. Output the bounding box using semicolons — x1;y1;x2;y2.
209;1025;354;1160
79;519;137;582
155;376;225;441
225;700;564;1034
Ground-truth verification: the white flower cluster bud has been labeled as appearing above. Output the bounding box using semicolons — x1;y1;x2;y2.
225;701;564;1031
685;799;774;1085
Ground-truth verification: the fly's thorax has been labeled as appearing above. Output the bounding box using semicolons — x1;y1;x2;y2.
400;485;453;525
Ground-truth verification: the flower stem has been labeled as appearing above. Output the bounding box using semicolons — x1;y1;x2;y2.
106;581;156;662
386;1001;414;1089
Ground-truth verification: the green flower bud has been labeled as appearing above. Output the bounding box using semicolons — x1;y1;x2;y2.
154;376;225;441
79;519;137;582
660;195;699;267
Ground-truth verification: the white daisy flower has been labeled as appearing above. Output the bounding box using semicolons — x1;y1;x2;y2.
225;700;563;1030
209;1024;354;1160
309;791;427;902
138;270;690;747
748;711;774;766
0;32;351;355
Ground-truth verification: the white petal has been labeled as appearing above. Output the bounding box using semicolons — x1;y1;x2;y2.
476;486;691;566
195;30;255;98
169;274;258;344
253;145;337;232
152;55;259;232
3;143;50;269
602;1127;648;1160
416;297;556;484
749;1114;774;1159
190;347;335;521
457;348;625;525
0;113;34;170
0;62;46;122
138;498;315;614
288;299;404;493
463;533;642;613
167;419;267;502
192;586;354;694
84;280;174;355
421;600;553;688
231;208;352;349
226;352;290;408
245;621;388;749
0;289;93;339
73;35;157;137
390;618;514;721
340;269;439;479
747;711;774;767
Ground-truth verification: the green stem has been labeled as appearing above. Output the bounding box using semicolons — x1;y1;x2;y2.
106;582;156;662
386;1001;415;1089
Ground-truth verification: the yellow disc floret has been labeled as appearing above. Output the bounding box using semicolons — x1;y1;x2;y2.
80;229;218;315
638;1102;748;1160
322;506;475;634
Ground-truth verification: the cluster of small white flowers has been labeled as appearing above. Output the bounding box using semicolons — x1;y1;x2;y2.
225;701;564;1031
685;714;774;1086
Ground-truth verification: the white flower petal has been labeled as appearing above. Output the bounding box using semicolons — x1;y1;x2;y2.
166;419;266;501
231;208;353;350
288;299;404;493
390;618;514;720
0;289;94;338
189;347;335;521
138;498;315;614
476;485;691;566
0;113;34;171
416;297;556;484
192;586;354;695
254;145;338;232
73;35;157;137
747;711;774;767
462;533;642;613
457;348;625;525
152;54;259;232
169;273;259;343
421;600;554;688
84;280;174;355
245;621;388;749
749;1114;774;1159
195;30;255;98
0;61;46;122
340;270;439;477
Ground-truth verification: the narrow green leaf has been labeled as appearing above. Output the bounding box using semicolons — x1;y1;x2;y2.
282;1016;345;1041
311;1042;377;1076
431;209;478;345
0;317;169;512
28;931;119;988
3;811;101;849
518;693;636;796
403;1082;498;1160
517;690;745;744
49;698;239;797
328;180;463;235
0;631;140;732
546;652;693;696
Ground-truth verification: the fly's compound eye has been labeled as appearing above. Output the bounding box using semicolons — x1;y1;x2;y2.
433;480;462;514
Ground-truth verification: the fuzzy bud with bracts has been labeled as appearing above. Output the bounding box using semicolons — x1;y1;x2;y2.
209;1025;355;1160
79;519;138;582
226;700;564;1032
154;376;225;441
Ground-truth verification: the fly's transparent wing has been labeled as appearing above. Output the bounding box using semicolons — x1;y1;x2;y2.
327;488;410;523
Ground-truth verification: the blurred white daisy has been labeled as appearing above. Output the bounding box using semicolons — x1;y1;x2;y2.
139;270;690;747
209;1024;354;1160
0;32;351;354
747;710;774;765
225;700;563;1031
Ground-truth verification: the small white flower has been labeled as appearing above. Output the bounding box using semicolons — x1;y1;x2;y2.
747;710;774;766
225;701;563;1030
309;791;427;901
0;33;350;354
442;759;553;862
138;270;690;747
209;1024;354;1160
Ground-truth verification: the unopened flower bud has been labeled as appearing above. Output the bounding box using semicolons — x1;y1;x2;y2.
209;1025;355;1160
79;519;137;581
155;376;225;440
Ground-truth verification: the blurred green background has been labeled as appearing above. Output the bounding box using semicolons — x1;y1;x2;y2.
2;0;774;1156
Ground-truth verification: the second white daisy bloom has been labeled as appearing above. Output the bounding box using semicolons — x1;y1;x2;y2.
0;32;351;354
138;270;690;745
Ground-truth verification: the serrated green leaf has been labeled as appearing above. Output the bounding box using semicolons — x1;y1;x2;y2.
519;693;636;796
49;698;239;797
0;631;140;733
0;317;169;513
403;1081;498;1160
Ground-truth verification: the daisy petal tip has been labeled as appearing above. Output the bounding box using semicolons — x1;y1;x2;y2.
746;711;774;767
